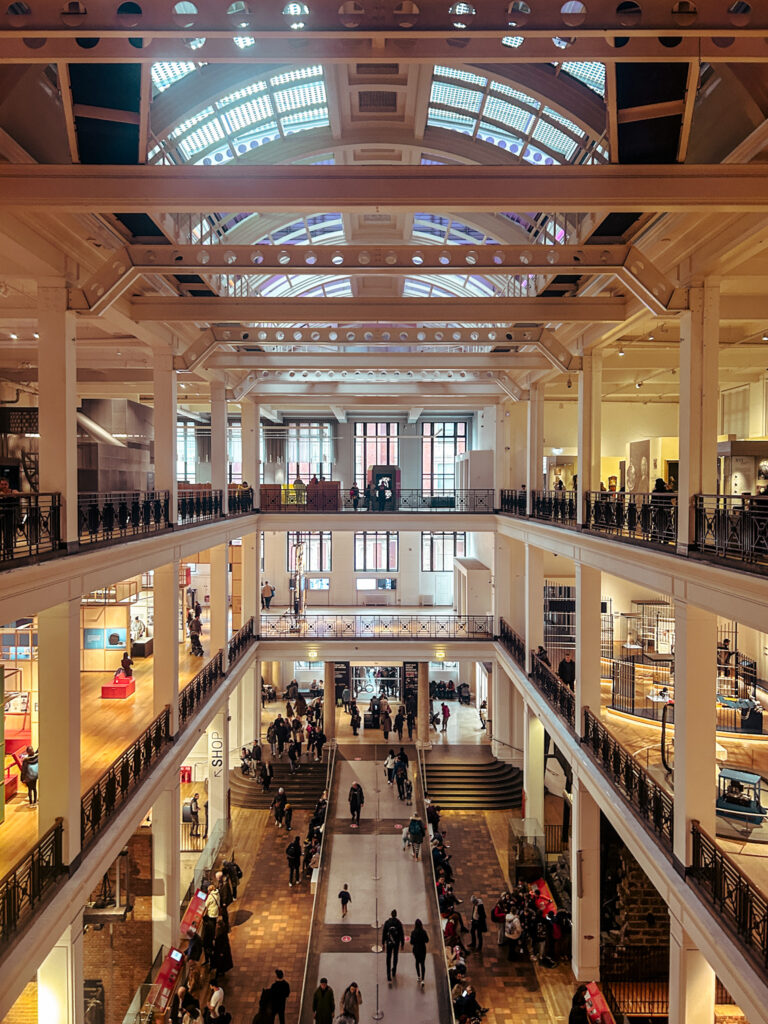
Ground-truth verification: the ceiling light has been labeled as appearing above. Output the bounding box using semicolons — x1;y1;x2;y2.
9;333;17;340
763;333;768;342
618;346;625;357
635;381;643;389
33;332;39;339
649;333;655;341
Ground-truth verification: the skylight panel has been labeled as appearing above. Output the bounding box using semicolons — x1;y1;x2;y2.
151;62;197;93
168;106;214;141
177;119;225;159
532;120;578;160
491;81;540;109
483;95;534;134
543;106;584;138
429;81;483;113
282;108;330;132
224;95;275;132
561;61;605;96
427;108;475;133
434;65;487;87
273;80;327;113
234;36;256;49
270;66;323;87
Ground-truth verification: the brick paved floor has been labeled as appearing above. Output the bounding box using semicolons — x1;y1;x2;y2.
440;810;573;1024
214;807;315;1024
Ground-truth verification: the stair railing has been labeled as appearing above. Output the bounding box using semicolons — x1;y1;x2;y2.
489;735;525;769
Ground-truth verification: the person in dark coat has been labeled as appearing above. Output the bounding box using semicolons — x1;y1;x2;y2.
568;985;589;1024
382;909;405;982
311;978;335;1024
348;782;364;825
211;917;234;979
267;969;290;1024
557;651;576;690
410;919;429;985
469;895;488;951
286;836;301;886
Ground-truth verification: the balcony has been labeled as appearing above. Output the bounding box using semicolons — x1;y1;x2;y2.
258;612;494;640
695;494;768;574
0;493;61;566
260;485;494;514
584;491;678;548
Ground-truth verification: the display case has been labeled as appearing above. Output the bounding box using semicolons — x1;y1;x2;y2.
717;440;768;496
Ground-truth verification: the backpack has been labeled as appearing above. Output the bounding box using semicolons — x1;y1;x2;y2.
409;819;425;842
383;920;400;946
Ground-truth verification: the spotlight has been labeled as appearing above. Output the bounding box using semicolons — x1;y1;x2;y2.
566;376;572;389
635;381;643;389
618;346;625;357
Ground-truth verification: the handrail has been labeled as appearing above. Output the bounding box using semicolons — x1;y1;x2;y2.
0;492;61;563
582;708;674;853
0;818;65;948
585;490;678;547
689;819;768;973
258;613;494;641
530;652;576;730
78;489;171;546
498;617;526;670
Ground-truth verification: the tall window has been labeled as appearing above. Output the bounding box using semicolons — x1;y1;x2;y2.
354;422;399;485
287;531;332;571
177;423;197;482
354;531;399;571
286;421;333;481
421;531;466;571
227;424;242;483
422;421;468;492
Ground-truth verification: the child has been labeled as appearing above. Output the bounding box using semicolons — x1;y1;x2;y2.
338;883;352;918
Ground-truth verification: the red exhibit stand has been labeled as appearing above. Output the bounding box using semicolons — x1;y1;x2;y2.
142;947;184;1017
4;763;18;802
101;674;136;699
180;888;206;935
586;981;616;1024
531;877;557;916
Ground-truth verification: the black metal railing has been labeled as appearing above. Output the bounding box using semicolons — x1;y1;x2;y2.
81;706;172;848
498;617;526;670
530;652;576;729
261;487;495;513
227;616;255;665
695;493;768;568
585;491;678;546
600;946;670;1017
226;487;254;515
583;708;674;853
0;819;65;948
178;650;225;727
530;489;577;525
78;490;171;546
690;820;768;973
0;492;61;563
499;489;528;516
177;488;223;524
259;612;494;640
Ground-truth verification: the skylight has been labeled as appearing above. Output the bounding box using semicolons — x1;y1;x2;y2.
151;61;198;93
560;61;606;96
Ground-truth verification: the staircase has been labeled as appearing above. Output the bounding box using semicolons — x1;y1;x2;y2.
229;757;328;810
424;759;523;810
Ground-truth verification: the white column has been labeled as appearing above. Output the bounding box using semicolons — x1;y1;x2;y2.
152;779;181;957
38;284;78;547
210;380;229;515
207;705;229;830
523;704;545;827
241;529;259;631
677;280;719;554
491;662;513;761
38;598;80;865
571;774;601;980
153;347;178;523
37;911;84;1024
577;352;602;525
673;600;717;865
575;563;602;727
153;560;180;734
511;685;525;761
526;384;544;515
324;661;336;743
209;542;230;652
240;659;261;746
524;543;544;663
417;661;431;749
493;533;512;625
668;914;715;1024
241;398;261;509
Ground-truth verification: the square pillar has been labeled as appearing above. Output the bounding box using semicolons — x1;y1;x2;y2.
324;662;336;743
524;543;544;660
153;347;178;523
210;380;229;515
417;661;431;749
575;563;602;725
668;915;715;1024
207;706;229;831
493;533;512;624
37;910;84;1024
677;281;719;554
240;660;261;746
153;560;180;734
152;779;181;957
571;774;601;980
491;662;513;761
511;685;525;757
241;530;259;628
209;542;230;652
526;384;544;515
673;600;717;865
523;704;545;827
38;598;80;865
241;398;261;509
577;353;602;525
38;285;78;547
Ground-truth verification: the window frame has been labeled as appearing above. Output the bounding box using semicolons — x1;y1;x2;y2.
287;530;332;572
354;531;399;572
421;531;466;572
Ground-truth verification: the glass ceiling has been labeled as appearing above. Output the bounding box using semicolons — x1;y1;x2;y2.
427;64;606;165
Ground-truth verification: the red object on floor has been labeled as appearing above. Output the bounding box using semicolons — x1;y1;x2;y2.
586;981;615;1023
4;767;18;802
180;766;192;783
4;709;31;758
101;677;136;699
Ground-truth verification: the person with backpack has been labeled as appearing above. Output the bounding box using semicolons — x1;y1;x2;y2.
350;704;361;736
410;919;429;985
348;782;364;826
384;749;396;785
382;910;405;983
20;745;38;805
407;813;426;860
469;895;488;951
271;787;287;828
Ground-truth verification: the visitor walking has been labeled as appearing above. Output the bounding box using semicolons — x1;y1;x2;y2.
340;982;362;1022
338;883;352;917
286;837;301;886
311;978;335;1024
348;781;364;825
382;910;405;982
410;919;429;985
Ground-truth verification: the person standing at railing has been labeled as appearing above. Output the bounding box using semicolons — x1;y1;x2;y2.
349;482;360;511
0;478;19;558
557;652;576;691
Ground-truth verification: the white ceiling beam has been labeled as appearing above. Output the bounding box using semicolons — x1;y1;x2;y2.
6;165;768;214
205;353;554;371
407;407;423;423
330;405;347;423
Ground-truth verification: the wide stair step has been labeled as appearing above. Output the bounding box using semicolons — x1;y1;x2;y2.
424;760;523;810
229;757;328;810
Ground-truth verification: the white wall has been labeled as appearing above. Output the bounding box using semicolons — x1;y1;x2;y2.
543;400;680;457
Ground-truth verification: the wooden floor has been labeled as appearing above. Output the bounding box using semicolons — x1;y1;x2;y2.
1;635;206;878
